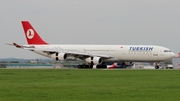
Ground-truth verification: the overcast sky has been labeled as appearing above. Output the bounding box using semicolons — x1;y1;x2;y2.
0;0;180;59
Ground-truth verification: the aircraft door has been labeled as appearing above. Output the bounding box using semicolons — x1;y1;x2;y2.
152;48;159;58
119;46;128;60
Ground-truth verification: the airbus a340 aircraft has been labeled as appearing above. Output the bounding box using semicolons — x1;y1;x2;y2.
8;21;175;69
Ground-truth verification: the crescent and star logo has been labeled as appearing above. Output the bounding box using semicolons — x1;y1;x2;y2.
26;29;34;39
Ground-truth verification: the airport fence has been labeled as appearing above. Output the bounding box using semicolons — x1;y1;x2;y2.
0;63;53;68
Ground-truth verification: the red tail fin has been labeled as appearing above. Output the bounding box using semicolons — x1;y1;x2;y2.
21;21;48;45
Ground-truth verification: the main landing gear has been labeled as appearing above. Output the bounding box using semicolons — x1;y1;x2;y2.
78;65;93;69
78;65;107;69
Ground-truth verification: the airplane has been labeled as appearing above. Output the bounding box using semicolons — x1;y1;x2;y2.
107;63;119;69
7;21;175;69
107;62;134;69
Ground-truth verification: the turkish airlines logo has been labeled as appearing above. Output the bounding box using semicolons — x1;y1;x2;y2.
26;29;34;39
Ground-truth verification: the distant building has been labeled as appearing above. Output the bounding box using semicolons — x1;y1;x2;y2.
30;60;38;63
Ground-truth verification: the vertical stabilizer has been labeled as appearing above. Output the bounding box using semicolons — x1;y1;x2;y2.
21;21;48;45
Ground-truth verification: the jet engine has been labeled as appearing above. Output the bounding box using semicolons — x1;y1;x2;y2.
85;57;103;65
51;53;67;61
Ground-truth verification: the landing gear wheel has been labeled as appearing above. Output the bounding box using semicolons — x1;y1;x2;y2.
89;65;93;68
78;65;93;69
155;66;159;69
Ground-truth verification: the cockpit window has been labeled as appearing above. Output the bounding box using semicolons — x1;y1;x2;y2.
164;50;171;52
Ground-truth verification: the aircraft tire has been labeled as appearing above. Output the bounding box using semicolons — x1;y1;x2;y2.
155;66;159;69
96;65;107;69
78;65;93;69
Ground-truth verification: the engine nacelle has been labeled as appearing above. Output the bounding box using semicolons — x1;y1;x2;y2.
85;57;103;65
50;53;67;61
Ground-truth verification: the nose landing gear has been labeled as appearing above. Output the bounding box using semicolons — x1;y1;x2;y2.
155;62;160;69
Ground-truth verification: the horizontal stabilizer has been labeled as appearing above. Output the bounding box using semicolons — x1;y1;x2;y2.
6;43;35;49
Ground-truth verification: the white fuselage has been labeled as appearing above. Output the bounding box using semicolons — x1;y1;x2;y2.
26;44;175;63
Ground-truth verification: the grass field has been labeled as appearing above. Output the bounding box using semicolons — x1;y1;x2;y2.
0;69;180;101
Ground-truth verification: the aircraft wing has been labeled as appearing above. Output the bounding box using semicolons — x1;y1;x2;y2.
64;52;112;58
24;47;112;58
7;43;113;58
